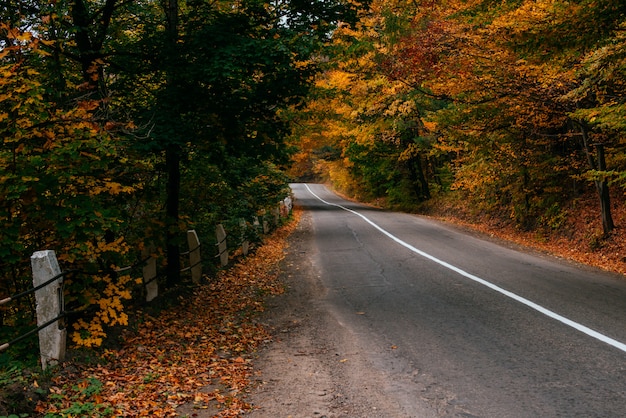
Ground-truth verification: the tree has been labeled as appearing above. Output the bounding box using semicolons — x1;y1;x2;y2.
564;23;626;234
0;0;370;349
289;0;448;205
0;22;143;347
290;0;625;233
113;0;366;285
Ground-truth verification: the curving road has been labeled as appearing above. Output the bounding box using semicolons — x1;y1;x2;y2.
249;183;626;417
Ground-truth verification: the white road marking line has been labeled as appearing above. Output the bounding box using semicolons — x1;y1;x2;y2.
304;184;626;354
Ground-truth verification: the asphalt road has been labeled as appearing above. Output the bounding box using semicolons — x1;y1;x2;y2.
266;183;626;417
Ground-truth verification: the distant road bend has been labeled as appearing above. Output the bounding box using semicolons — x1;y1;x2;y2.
303;184;626;354
283;183;626;417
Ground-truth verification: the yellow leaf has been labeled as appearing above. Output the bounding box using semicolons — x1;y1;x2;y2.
39;38;55;46
16;32;32;42
423;121;438;131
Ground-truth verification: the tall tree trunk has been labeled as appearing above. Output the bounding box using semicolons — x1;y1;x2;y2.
407;153;431;201
577;122;614;235
71;0;94;86
71;0;107;94
594;143;615;235
165;144;181;287
164;0;181;286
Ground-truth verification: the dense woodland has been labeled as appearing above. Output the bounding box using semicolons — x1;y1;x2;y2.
0;0;363;355
291;0;626;240
2;0;626;364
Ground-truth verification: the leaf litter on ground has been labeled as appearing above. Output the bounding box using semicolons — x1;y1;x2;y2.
37;210;301;417
32;189;626;417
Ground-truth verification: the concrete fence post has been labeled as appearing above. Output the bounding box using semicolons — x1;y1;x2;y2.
141;246;158;302
240;219;249;256
284;196;293;214
187;230;202;283
216;224;229;267
31;250;66;370
272;206;280;226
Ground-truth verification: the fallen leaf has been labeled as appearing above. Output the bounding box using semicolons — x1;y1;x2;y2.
34;212;302;417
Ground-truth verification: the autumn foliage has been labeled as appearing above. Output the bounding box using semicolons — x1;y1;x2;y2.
37;211;299;417
289;0;626;255
0;24;143;351
2;0;348;358
4;0;626;412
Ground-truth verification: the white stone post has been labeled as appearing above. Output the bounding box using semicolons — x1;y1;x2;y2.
284;196;293;214
31;250;66;370
187;230;202;283
240;219;249;256
216;224;229;267
142;246;158;302
273;206;280;226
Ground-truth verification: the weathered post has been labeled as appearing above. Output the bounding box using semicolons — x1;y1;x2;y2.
272;206;280;226
142;246;158;302
240;219;249;256
284;196;293;214
256;209;269;234
31;250;66;370
216;224;229;267
187;230;202;283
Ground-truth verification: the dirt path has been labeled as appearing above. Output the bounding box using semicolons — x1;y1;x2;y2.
244;210;436;418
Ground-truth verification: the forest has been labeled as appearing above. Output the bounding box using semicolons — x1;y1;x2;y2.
291;0;626;244
2;0;626;415
2;0;626;375
0;0;363;357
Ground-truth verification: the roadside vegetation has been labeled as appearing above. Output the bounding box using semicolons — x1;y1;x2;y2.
0;0;360;415
289;0;626;274
3;0;626;416
0;211;299;417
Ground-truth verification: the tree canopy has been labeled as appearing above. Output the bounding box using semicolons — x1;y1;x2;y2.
4;0;626;353
1;0;368;349
291;0;626;232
